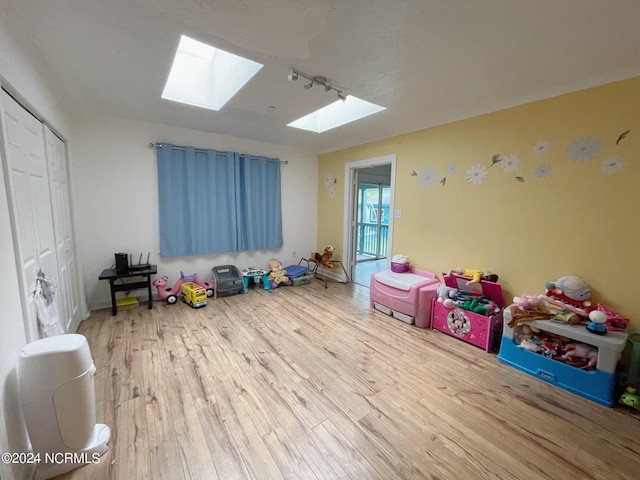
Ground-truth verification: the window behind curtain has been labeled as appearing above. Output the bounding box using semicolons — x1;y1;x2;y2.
156;143;283;257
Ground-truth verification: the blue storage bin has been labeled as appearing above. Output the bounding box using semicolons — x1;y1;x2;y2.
498;338;617;406
498;305;628;407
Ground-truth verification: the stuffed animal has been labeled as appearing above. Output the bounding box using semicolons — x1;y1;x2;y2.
437;284;458;303
513;294;543;311
267;258;290;288
312;245;334;268
451;268;499;285
514;324;535;345
545;275;593;312
619;386;640;411
519;338;541;353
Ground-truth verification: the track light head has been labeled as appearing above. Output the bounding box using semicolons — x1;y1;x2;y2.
304;81;313;89
337;91;347;102
287;71;298;81
325;84;333;92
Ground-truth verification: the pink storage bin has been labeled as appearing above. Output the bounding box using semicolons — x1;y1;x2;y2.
370;267;440;328
390;262;409;273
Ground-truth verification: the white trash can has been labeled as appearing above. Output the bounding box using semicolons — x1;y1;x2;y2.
19;333;110;479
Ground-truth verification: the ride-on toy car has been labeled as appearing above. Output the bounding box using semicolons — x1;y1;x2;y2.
152;271;214;304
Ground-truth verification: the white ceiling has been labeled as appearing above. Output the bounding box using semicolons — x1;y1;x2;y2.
8;0;640;154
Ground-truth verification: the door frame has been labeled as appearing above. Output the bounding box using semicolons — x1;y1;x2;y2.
342;154;396;281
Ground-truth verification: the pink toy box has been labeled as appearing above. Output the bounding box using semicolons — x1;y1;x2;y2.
370;267;440;328
431;272;505;352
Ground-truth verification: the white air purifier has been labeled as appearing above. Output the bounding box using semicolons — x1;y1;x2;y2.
18;334;110;480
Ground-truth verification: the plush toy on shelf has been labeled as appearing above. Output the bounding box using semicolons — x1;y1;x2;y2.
267;259;290;288
545;275;594;311
450;267;499;285
513;294;544;311
311;245;334;268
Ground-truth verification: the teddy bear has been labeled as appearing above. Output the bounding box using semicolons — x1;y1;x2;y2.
267;258;290;288
311;245;334;268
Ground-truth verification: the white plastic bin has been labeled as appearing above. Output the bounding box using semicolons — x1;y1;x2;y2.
19;334;110;479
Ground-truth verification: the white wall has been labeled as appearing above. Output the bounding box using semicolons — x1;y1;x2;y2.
0;1;73;478
69;115;318;309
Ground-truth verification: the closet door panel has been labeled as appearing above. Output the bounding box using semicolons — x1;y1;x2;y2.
1;90;59;341
45;127;79;330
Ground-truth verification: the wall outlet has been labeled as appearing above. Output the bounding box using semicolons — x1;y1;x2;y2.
292;250;296;258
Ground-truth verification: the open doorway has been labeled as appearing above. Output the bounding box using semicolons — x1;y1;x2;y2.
342;155;396;287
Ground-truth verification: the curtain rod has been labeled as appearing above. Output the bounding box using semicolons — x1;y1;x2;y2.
149;142;288;164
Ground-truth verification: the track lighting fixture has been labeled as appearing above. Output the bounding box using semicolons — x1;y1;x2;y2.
288;69;346;102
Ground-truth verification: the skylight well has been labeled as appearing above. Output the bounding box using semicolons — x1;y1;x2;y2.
287;95;386;133
161;35;263;111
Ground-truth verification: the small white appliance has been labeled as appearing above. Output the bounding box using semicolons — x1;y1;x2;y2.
18;333;110;480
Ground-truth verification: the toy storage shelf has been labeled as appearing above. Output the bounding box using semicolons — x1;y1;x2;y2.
498;306;628;406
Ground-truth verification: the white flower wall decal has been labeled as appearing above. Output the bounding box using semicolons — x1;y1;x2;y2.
601;156;625;174
418;166;438;188
500;155;520;173
466;163;488;184
566;136;602;161
533;140;550;155
323;173;335;188
535;164;552;178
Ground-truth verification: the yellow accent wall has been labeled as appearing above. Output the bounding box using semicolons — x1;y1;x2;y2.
318;77;640;329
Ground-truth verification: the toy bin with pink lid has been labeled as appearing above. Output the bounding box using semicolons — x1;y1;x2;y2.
431;272;505;352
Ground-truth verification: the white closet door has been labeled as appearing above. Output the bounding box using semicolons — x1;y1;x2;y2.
1;90;59;341
44;126;79;331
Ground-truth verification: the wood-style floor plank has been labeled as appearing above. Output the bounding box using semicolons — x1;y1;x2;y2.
53;280;640;480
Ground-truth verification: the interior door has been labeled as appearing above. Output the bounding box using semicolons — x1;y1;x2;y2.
356;183;389;261
1;89;59;341
45;126;79;331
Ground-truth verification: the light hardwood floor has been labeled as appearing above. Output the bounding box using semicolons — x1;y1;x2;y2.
55;280;639;480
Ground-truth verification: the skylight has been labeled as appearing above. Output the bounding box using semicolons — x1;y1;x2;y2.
161;35;263;111
287;96;386;133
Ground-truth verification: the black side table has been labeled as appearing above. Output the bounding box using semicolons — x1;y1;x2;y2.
98;265;157;316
